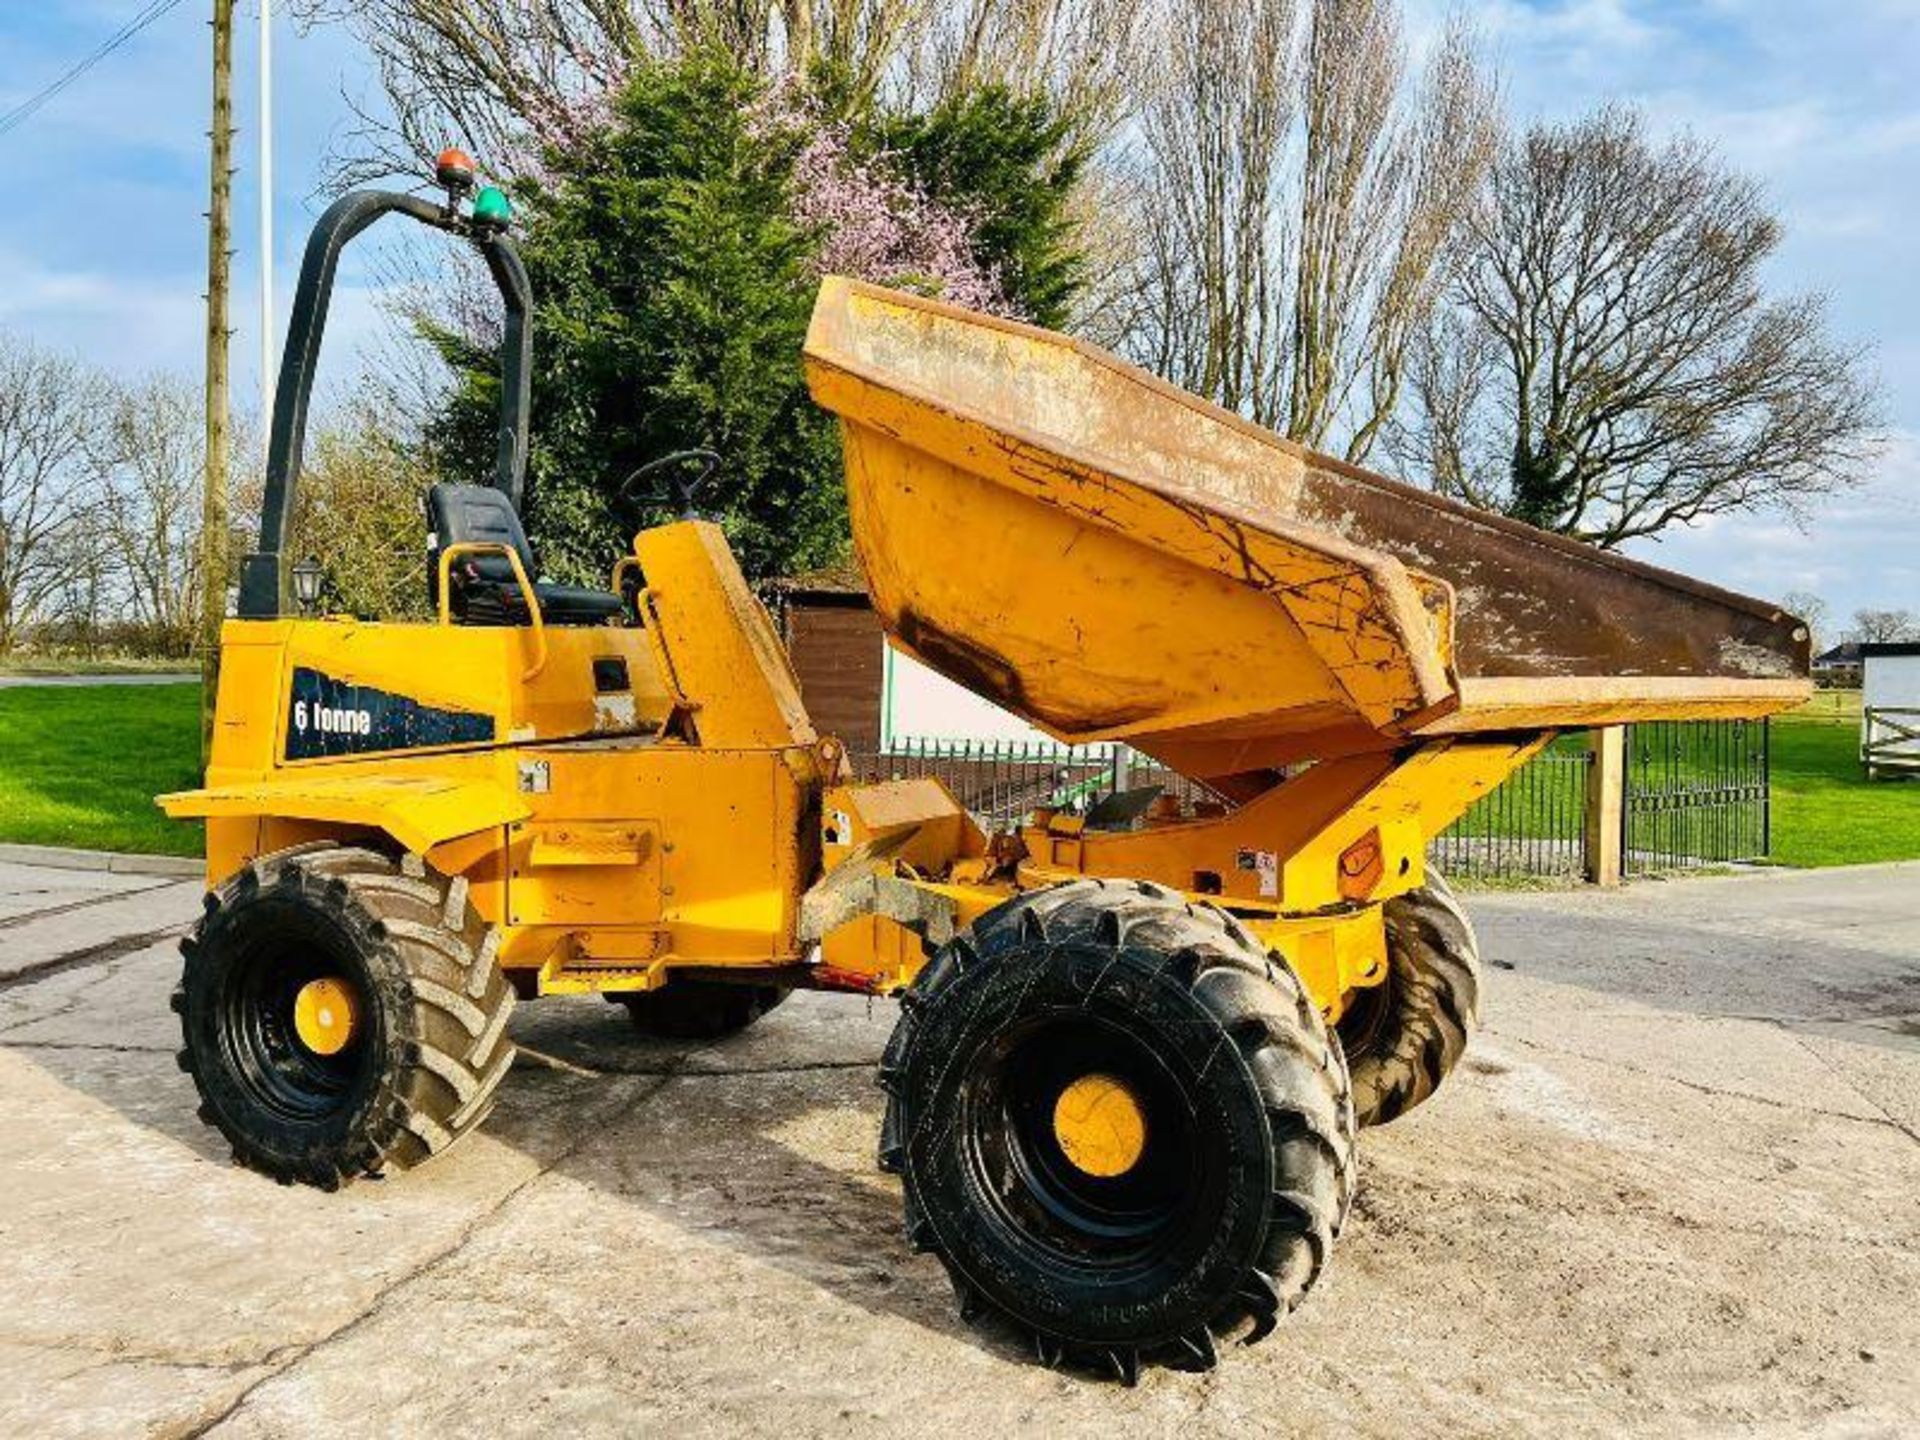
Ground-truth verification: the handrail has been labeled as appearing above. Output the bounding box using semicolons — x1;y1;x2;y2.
437;541;549;681
237;188;532;620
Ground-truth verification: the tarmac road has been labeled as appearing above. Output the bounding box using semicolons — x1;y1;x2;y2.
0;857;1915;1437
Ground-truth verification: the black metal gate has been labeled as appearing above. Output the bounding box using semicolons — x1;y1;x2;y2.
1622;719;1770;875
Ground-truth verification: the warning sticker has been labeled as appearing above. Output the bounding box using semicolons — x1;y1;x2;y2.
1254;851;1278;897
1235;848;1280;896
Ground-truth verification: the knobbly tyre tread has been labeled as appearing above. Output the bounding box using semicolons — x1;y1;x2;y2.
616;980;791;1040
879;877;1357;1383
1344;868;1481;1127
172;844;515;1188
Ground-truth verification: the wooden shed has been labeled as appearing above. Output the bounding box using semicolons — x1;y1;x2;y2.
762;567;887;755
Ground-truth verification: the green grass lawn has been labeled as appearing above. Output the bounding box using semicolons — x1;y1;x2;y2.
0;682;203;856
1768;706;1920;867
1444;732;1593;843
1443;700;1918;869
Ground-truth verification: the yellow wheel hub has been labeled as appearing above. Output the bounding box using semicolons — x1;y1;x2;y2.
1052;1072;1147;1178
292;977;358;1057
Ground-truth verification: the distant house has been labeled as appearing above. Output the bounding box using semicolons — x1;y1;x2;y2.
1812;642;1864;688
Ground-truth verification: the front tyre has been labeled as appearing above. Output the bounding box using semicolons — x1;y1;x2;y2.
173;846;516;1189
1339;869;1481;1127
879;879;1356;1382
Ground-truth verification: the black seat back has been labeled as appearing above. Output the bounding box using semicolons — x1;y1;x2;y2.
428;482;534;575
428;483;536;619
426;481;626;628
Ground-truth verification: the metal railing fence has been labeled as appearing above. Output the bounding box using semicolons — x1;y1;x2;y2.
1431;738;1593;882
848;739;1221;833
848;720;1771;883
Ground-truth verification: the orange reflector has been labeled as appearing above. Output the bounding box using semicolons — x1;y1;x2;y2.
1338;827;1385;901
435;147;476;190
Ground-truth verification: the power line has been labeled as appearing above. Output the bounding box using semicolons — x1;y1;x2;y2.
0;0;189;142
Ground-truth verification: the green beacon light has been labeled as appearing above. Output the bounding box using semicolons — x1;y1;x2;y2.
471;185;513;232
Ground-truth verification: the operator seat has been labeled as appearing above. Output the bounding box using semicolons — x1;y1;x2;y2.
426;483;623;627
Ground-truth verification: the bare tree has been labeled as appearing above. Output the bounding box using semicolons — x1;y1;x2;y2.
0;333;111;652
286;417;439;622
1340;21;1497;462
294;0;1136;183
1848;609;1919;644
906;0;1147;130
294;1;646;179
1780;589;1830;652
97;374;208;653
1401;107;1880;547
1289;0;1405;444
1129;0;1298;424
1122;3;1497;459
37;520;115;656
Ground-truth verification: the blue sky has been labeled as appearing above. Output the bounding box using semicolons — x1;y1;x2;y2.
1420;0;1920;633
0;1;1915;628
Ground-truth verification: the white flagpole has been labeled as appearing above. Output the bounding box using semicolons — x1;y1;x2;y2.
259;0;274;430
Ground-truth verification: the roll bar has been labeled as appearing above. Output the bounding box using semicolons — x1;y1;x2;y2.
236;188;532;620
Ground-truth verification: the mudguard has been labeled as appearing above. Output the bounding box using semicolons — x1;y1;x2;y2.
158;774;530;857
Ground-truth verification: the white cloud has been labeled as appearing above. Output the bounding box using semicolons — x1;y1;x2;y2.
1625;434;1920;616
0;240;412;429
0;248;204;375
1480;0;1663;50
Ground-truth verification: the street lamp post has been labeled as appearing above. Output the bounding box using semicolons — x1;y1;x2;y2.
259;0;273;430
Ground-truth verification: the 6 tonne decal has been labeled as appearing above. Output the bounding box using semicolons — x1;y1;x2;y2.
286;667;495;760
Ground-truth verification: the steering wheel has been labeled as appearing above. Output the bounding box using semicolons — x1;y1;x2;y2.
618;448;722;519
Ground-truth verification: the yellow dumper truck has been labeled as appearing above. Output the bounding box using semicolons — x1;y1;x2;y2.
162;163;1809;1382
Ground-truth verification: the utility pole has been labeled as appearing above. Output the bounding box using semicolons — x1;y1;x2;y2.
199;0;235;759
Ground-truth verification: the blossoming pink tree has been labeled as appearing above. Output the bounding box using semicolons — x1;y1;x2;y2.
754;88;1017;317
506;78;1016;319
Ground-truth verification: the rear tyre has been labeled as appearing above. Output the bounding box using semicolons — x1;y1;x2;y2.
617;979;790;1040
173;846;515;1189
1339;869;1480;1127
880;878;1355;1382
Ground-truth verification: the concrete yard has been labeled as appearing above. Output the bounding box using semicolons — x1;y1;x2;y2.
1;857;1916;1437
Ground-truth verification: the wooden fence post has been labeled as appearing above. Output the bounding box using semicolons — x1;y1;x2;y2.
1585;726;1626;887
